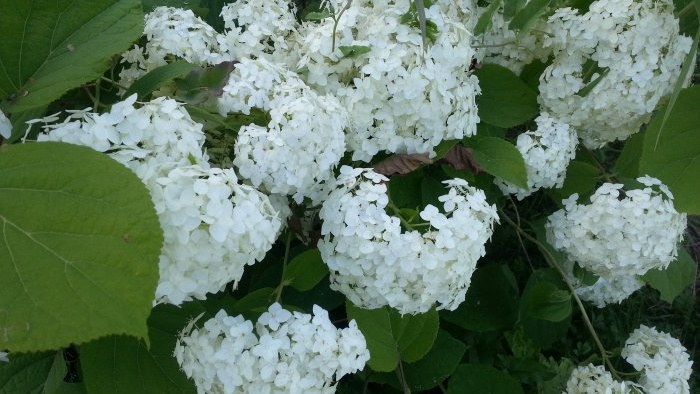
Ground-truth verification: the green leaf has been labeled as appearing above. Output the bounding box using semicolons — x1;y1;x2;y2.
474;0;504;36
519;59;550;90
546;161;599;204
283;249;329;292
81;302;206;394
302;11;334;21
448;364;524;394
0;142;162;352
508;0;551;33
345;302;440;371
388;170;424;209
441;264;519;332
338;45;372;59
519;269;571;349
640;86;700;214
176;61;237;105
345;303;398;372
389;308;439;363
642;248;697;303
0;0;144;112
368;329;466;391
232;287;276;319
522;282;572;322
466;136;528;189
124;61;202;99
0;351;55;393
474;64;539;128
615;131;645;178
649;25;700;154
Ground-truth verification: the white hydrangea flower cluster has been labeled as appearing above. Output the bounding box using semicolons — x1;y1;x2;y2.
218;57;347;204
175;303;370;394
546;176;687;279
539;0;693;148
622;325;693;394
290;0;480;161
546;176;687;307
35;96;283;305
564;364;632;393
0;109;11;140
119;6;227;88
218;0;297;59
495;113;577;199
0;351;8;363
318;166;498;314
473;6;551;75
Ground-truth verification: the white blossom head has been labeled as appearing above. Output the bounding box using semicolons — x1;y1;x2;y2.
496;113;578;199
175;303;370;393
546;176;687;278
538;0;694;148
622;325;693;393
564;364;633;393
318;166;499;314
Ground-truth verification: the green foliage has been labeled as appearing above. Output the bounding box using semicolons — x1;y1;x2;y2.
124;61;202;99
345;302;439;372
0;0;143;113
0;351;56;393
447;363;524;394
465;136;529;189
519;269;572;348
642;248;697;303
474;64;539;128
0;142;161;352
282;249;329;291
640;86;700;214
546;161;599;204
80;303;205;394
441;264;520;332
522;281;572;322
508;0;551;33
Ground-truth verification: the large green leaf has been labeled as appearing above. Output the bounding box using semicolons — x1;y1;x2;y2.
124;61;201;99
546;161;599;204
0;142;162;352
522;281;572;322
447;364;524;394
642;248;697;303
474;64;539;128
465;136;528;189
81;302;205;394
441;264;519;332
368;329;466;391
519;269;571;349
345;302;439;371
0;0;143;113
0;351;54;393
640;86;700;214
282;249;329;292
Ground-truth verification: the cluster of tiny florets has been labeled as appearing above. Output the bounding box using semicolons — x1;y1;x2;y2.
318;166;499;314
218;58;347;204
539;0;693;148
564;364;632;393
621;325;693;394
546;176;686;280
496;113;578;199
174;303;370;394
290;0;481;161
35;96;282;305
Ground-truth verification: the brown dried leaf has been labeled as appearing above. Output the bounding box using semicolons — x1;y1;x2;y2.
373;154;432;176
439;145;482;173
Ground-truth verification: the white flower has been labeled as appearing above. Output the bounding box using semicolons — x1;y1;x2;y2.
175;303;370;394
496;113;578;199
538;0;694;148
118;7;228;88
318;167;498;314
622;325;693;394
564;364;633;393
0;110;11;140
218;0;297;59
0;351;8;363
219;58;347;204
289;0;480;161
546;176;687;279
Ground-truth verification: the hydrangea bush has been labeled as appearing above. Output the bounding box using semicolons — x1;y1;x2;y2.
0;0;698;393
